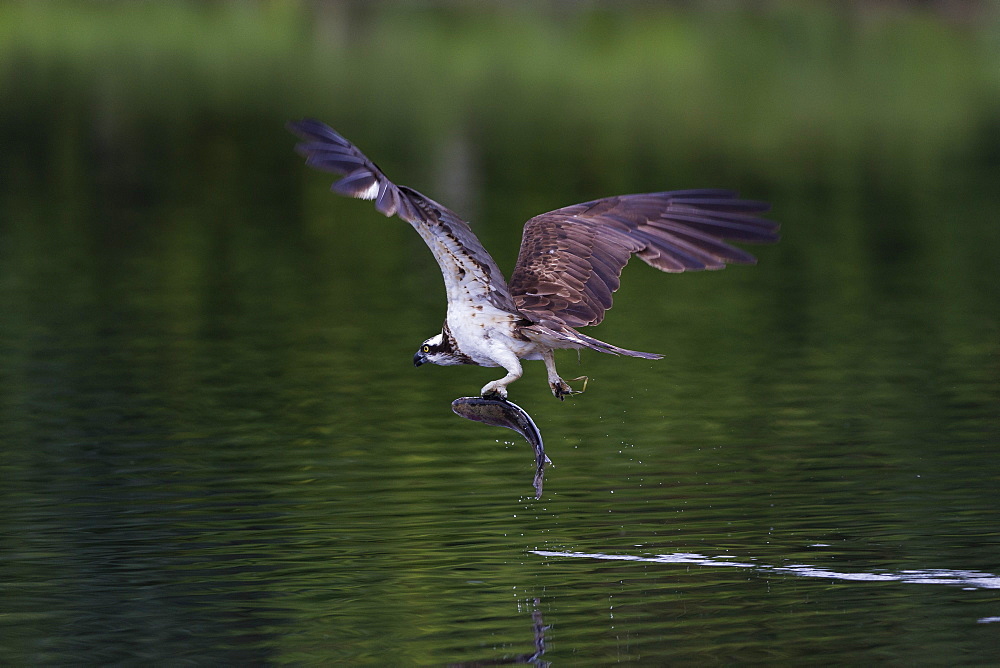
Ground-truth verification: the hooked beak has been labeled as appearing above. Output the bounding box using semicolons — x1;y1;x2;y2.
413;352;426;367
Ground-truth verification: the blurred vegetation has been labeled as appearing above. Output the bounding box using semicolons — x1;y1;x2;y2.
1;0;998;440
1;1;997;190
2;2;998;369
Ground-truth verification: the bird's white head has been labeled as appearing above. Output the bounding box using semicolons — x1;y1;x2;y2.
413;332;467;367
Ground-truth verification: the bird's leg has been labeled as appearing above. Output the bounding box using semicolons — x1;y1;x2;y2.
480;354;523;400
543;350;586;400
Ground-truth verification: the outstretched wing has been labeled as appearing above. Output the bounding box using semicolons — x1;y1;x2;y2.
508;190;779;328
288;119;516;312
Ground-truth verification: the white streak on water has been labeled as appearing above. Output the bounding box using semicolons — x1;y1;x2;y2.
531;550;1000;590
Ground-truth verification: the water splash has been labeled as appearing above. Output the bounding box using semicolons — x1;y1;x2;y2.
531;550;1000;590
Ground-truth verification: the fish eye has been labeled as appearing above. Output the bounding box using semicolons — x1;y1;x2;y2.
421;345;431;353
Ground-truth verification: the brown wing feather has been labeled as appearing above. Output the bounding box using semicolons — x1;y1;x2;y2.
508;190;779;328
288;119;516;312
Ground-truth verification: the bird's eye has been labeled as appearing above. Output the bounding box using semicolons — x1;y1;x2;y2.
421;345;431;353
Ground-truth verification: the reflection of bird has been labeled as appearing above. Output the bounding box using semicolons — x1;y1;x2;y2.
289;119;779;400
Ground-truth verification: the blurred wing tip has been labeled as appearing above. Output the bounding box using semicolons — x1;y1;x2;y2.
747;230;781;243
286;118;321;136
667;188;739;198
287;118;349;145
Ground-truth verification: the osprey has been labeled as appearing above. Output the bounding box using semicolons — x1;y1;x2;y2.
289;119;779;400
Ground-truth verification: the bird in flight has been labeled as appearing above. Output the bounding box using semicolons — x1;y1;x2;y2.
289;119;779;400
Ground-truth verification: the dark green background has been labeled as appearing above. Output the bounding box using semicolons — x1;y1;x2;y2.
2;2;998;664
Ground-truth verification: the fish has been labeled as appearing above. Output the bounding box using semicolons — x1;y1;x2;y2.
451;396;552;499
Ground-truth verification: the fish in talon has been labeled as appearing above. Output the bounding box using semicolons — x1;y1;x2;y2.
452;396;550;499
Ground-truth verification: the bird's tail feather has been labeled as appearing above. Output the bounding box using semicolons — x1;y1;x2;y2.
524;323;663;360
573;332;663;359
